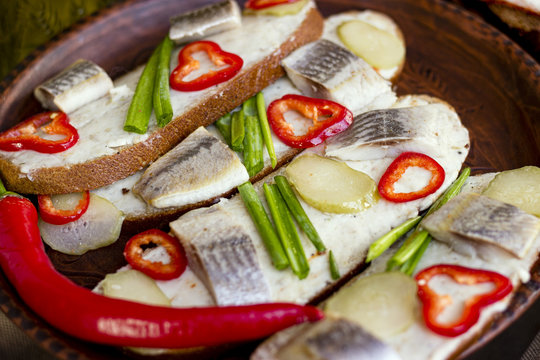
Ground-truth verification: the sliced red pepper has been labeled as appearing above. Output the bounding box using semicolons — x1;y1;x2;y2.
124;229;187;280
0;111;79;153
170;40;243;92
245;0;301;9
415;264;513;337
267;94;353;148
378;152;445;203
37;191;90;225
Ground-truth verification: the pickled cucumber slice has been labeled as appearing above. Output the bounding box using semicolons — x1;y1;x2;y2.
102;270;171;306
337;19;405;70
39;193;124;255
285;153;378;213
482;166;540;217
324;272;418;339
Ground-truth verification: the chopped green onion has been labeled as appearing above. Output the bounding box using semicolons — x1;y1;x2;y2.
153;36;174;127
238;182;288;270
386;167;471;272
124;42;161;134
243;96;258;116
400;234;431;276
329;250;340;280
243;114;264;177
215;113;232;146
231;110;245;152
264;183;309;279
274;175;326;253
386;229;429;271
256;92;277;168
425;167;471;217
366;216;421;263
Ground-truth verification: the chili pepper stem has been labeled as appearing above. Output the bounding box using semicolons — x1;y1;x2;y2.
0;178;18;198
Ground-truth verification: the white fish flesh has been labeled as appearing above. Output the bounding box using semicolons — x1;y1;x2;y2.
132;127;249;209
169;0;241;45
281;39;396;114
325;104;470;161
170;204;272;306
34;59;113;114
251;317;401;360
421;192;540;259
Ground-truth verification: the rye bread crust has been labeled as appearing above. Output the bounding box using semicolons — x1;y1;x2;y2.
0;7;323;195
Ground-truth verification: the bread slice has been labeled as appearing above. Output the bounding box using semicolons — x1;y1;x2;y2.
482;0;540;32
0;1;323;195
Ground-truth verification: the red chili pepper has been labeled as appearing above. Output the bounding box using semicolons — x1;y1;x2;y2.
267;94;353;148
0;179;323;348
378;152;445;203
415;264;513;337
37;191;90;225
0;111;79;153
124;229;187;281
170;40;243;92
245;0;300;9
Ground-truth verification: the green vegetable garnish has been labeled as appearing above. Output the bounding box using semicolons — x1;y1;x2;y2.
329;250;340;280
264;183;309;279
238;182;288;270
275;175;325;253
215;113;232;146
243;111;264;177
153;36;174;127
231;110;245;152
124;42;161;134
256;92;277;168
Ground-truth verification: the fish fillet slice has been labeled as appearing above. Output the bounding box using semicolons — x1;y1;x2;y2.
252;317;401;360
133;127;249;209
171;205;271;306
422;193;540;259
281;39;396;114
325;104;458;161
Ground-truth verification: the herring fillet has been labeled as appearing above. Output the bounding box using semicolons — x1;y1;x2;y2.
422;193;540;259
325;104;464;161
252;317;401;360
281;39;396;114
169;0;241;45
170;205;272;306
34;59;113;114
132;127;249;209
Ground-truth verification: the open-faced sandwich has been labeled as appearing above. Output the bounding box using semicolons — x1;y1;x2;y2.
0;0;538;359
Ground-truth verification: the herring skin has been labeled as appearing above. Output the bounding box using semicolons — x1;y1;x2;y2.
169;0;241;45
422;193;540;259
34;59;113;114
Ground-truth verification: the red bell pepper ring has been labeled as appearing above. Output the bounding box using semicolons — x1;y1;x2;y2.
378;152;445;203
170;40;243;92
124;229;187;281
245;0;301;9
0;179;323;348
267;94;353;148
0;111;79;153
415;264;513;337
37;191;90;225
